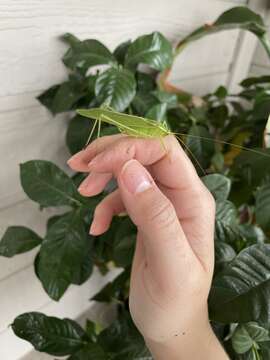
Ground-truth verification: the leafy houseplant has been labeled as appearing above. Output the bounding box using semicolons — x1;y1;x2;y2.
1;6;270;359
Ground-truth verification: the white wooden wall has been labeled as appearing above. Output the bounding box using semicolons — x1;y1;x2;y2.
250;3;270;76
0;0;267;359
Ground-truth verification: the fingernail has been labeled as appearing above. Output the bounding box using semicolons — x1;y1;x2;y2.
120;160;153;194
89;221;98;235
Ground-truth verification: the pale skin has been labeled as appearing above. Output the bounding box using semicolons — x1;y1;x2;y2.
68;134;229;360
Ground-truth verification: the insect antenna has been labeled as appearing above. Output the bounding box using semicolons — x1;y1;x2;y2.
173;134;206;176
172;132;270;159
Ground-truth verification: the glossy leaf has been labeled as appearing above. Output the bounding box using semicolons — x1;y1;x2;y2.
113;40;131;65
178;7;266;52
232;322;269;354
202;174;231;201
71;236;94;286
38;212;90;300
152;90;178;108
214;86;228;99
37;85;60;112
145;103;167;122
125;32;173;71
186;125;215;169
136;72;156;93
50;81;85;114
233;149;270;187
253;92;270;120
98;311;152;360
95;67;136;112
63;39;115;72
131;91;158;116
92;269;130;303
241;75;270;88
255;184;270;232
61;33;81;47
215;242;236;273
0;226;42;258
209;244;270;324
66;115;92;155
12;312;88;356
68;343;106;360
20;160;82;208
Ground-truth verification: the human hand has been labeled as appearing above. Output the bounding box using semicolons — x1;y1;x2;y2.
68;135;228;359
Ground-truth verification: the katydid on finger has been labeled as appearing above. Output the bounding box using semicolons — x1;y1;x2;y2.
77;107;270;173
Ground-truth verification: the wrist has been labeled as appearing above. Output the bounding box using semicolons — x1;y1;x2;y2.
145;317;228;360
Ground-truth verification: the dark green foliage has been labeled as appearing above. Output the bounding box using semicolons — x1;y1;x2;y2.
3;6;270;359
12;312;88;356
0;227;42;257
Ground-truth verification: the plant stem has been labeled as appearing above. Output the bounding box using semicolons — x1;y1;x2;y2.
252;344;261;360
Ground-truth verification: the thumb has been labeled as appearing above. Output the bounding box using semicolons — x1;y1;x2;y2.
118;159;195;280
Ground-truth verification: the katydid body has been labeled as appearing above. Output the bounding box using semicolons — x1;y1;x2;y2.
77;107;270;162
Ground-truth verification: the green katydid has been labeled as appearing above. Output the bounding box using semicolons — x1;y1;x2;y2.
76;107;270;173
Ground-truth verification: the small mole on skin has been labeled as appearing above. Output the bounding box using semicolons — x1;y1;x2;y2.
126;146;132;155
182;332;186;336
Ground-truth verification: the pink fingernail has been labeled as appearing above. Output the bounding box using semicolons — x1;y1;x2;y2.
120;160;153;194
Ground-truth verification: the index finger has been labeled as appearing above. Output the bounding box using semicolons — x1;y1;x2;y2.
85;135;203;191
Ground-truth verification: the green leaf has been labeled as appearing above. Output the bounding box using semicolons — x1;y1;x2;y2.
238;224;265;247
38;212;90;300
215;201;239;243
214;86;228;99
37;85;60;112
71;236;94;286
95;67;136;112
253;92;270;120
215;242;236;273
178;7;266;51
61;33;81;47
49;81;86;114
255;184;270;232
98;311;152;360
145;103;167;122
0;226;42;258
12;312;88;356
131;91;158;116
20;160;82;208
68;343;106;360
208;104;229;127
136;72;156;93
46;214;67;231
63;39;115;72
152;90;178;108
125;32;173;71
37;75;89;114
186;125;215;170
66;115;91;155
233;149;270;187
209;244;270;324
113;40;131;65
85;320;99;342
112;217;136;268
232;322;269;354
202;174;231;201
92;269;130;303
241;76;270;88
